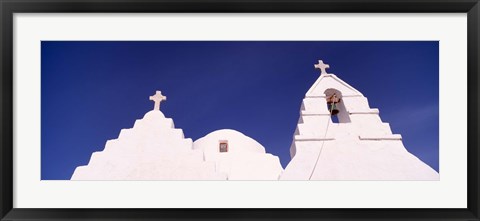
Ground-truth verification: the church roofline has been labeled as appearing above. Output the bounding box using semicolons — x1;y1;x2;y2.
306;73;363;97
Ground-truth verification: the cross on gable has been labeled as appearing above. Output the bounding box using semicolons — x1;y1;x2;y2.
149;91;167;111
314;60;330;75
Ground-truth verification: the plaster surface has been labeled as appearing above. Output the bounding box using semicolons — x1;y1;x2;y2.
280;61;439;180
71;107;283;180
71;61;438;181
193;129;284;180
71;110;226;180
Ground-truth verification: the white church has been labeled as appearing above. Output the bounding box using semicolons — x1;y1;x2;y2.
71;60;439;181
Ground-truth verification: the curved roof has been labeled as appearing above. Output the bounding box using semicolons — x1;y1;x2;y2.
193;129;266;154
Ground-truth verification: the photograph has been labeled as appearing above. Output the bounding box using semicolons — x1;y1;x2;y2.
2;0;478;219
41;41;439;181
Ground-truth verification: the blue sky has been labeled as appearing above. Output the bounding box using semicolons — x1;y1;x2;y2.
41;41;439;180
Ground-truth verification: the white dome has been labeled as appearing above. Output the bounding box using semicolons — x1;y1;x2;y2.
193;129;283;180
193;129;266;154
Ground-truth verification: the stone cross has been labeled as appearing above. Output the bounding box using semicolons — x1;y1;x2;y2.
314;60;330;75
149;91;167;111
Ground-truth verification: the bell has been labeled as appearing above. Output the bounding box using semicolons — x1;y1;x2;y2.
326;94;341;104
329;103;339;115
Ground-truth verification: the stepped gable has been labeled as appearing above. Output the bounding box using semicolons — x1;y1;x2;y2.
71;91;225;180
280;60;439;180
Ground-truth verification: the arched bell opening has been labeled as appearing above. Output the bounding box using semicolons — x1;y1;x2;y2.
324;89;351;123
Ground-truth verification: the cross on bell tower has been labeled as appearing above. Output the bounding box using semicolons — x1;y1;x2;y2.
314;60;330;75
149;91;167;111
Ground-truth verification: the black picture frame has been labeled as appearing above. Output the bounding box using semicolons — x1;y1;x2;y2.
1;0;479;220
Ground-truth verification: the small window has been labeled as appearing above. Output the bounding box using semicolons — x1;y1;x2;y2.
219;140;228;153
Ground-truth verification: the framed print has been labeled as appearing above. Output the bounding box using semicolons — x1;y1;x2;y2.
1;0;479;220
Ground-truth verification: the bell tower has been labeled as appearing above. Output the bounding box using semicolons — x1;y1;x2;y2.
280;60;439;180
